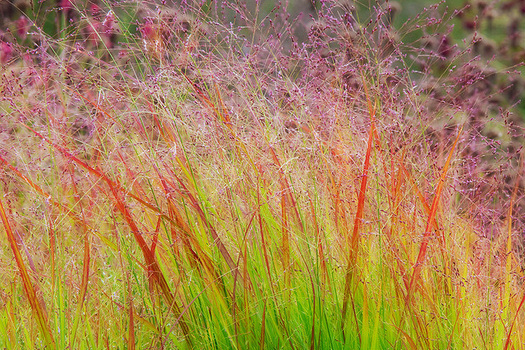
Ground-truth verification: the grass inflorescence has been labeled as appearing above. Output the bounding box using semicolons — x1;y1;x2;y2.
0;0;524;348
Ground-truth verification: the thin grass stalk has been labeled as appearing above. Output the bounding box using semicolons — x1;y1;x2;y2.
341;76;376;337
317;141;348;246
405;125;463;306
155;166;219;278
232;211;257;347
183;72;256;169
308;270;316;350
0;195;55;348
69;169;91;347
308;194;330;290
128;271;136;350
503;152;524;350
47;216;56;295
170;172;245;285
20;123;193;345
257;182;273;283
0;156;118;251
259;299;267;350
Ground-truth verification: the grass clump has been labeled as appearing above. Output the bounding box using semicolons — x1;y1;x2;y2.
0;0;523;349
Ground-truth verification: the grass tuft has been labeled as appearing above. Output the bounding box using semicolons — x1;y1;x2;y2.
0;0;524;348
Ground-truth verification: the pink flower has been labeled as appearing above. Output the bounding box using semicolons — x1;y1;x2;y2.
0;41;13;64
16;16;30;39
59;0;73;11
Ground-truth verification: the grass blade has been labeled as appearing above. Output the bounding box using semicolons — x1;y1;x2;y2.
503;152;523;350
405;125;463;305
0;195;55;348
341;77;376;332
19;122;193;344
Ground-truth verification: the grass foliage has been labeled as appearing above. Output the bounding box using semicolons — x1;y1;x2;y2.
0;0;524;348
